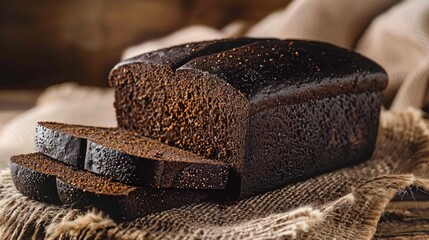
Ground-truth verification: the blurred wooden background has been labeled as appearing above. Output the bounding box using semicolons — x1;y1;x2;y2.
0;0;288;89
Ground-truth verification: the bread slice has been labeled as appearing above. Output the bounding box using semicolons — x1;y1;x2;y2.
10;153;210;221
35;122;229;189
109;38;388;198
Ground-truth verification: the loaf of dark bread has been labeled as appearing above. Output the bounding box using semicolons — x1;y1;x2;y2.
10;153;210;221
35;122;229;189
109;38;388;198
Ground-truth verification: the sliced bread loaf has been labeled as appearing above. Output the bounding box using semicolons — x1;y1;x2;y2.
109;38;388;198
35;122;229;189
10;153;210;221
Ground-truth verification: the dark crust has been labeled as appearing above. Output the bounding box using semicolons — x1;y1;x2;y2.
241;91;382;197
10;161;60;204
179;40;387;114
11;153;134;194
110;38;387;114
57;178;209;221
36;122;229;189
109;37;273;85
11;153;210;222
85;141;229;189
35;124;86;168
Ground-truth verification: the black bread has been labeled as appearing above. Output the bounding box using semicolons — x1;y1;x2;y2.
10;153;210;221
35;122;229;189
109;38;388;198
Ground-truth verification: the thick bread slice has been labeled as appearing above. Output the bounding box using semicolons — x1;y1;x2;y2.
35;122;229;189
10;153;210;221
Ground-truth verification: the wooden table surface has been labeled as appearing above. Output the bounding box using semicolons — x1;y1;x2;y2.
374;187;429;239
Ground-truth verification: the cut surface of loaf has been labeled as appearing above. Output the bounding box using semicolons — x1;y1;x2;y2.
35;122;229;189
10;153;210;221
109;38;388;199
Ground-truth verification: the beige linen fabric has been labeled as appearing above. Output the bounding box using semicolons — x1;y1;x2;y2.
246;0;400;49
356;0;429;110
0;110;428;239
0;83;116;168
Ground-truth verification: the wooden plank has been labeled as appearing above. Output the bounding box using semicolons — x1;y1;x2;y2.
374;187;429;239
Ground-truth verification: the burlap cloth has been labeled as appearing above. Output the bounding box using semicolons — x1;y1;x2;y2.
0;109;428;239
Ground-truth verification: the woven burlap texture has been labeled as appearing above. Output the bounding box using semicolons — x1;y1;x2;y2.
1;109;429;240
